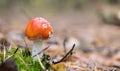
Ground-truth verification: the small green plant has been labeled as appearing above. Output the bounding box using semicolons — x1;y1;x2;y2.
0;48;51;71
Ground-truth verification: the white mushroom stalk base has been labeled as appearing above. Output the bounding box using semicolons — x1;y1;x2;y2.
32;40;43;58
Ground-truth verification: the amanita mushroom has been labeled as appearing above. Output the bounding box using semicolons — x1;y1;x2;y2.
25;17;53;57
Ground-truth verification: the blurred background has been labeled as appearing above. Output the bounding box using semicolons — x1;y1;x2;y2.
0;0;120;55
1;0;120;70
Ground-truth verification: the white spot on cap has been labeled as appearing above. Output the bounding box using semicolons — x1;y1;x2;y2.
42;24;47;28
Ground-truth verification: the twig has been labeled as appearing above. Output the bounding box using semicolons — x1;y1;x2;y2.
13;48;19;56
3;46;6;61
52;44;75;64
63;37;67;53
4;48;19;62
16;55;29;70
33;46;50;57
37;54;45;70
2;48;19;62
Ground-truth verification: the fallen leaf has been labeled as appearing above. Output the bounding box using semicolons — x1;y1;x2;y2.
51;63;66;71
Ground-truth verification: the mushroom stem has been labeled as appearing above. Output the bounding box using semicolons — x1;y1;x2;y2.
32;40;43;58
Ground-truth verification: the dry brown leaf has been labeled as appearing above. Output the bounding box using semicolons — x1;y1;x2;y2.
51;63;66;71
65;62;87;71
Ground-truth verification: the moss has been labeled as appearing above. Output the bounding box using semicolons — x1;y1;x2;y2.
0;48;51;71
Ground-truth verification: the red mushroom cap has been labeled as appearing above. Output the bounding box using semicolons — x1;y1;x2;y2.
25;17;53;40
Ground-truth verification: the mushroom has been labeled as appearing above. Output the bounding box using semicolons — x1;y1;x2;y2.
25;17;53;57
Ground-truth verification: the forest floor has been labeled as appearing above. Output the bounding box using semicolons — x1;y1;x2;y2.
0;8;120;71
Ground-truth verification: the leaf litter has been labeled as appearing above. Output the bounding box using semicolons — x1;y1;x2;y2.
1;12;120;71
